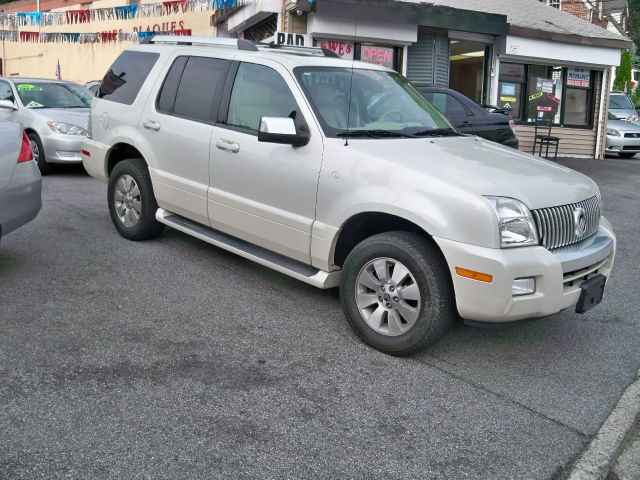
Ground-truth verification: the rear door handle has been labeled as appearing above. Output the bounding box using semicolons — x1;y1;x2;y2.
462;121;472;126
143;120;161;131
216;139;240;154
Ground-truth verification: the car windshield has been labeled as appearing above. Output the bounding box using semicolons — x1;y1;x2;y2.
294;67;454;138
14;82;92;109
609;94;634;110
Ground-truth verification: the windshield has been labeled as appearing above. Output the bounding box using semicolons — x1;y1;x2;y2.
609;94;634;110
14;82;92;109
294;67;454;138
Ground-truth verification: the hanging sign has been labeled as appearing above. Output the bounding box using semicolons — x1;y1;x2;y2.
273;31;311;46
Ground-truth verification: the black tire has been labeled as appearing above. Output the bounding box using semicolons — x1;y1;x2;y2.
27;132;52;175
340;231;456;356
108;158;164;241
619;152;637;159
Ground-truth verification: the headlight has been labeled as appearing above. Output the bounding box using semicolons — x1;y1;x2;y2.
485;196;539;248
47;122;88;136
606;128;621;136
626;113;639;122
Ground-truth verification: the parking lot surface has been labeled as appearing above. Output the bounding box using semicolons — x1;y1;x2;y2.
1;157;639;479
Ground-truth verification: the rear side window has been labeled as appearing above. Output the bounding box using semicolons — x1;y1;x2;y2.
421;92;468;117
157;56;230;123
99;51;159;105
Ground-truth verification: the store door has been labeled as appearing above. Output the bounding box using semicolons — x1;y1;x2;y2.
449;40;491;104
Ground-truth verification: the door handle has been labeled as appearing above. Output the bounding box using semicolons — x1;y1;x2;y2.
462;121;472;126
216;139;240;154
143;120;161;131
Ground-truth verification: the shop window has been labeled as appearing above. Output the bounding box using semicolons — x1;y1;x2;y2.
500;62;596;128
526;65;563;124
564;68;593;127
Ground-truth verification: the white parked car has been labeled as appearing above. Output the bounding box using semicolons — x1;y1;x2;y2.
82;37;616;355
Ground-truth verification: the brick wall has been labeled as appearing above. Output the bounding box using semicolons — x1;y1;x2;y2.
560;0;591;21
1;0;79;13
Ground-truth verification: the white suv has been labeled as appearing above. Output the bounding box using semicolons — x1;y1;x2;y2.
83;36;616;355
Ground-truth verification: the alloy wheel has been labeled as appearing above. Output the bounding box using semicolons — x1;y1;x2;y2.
355;257;423;336
113;174;142;227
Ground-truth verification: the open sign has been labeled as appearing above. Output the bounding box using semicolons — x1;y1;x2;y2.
360;46;395;69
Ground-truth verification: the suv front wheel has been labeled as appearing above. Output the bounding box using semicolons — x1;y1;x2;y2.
108;158;164;241
340;231;455;356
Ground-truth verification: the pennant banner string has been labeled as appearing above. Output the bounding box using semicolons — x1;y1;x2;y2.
0;0;255;28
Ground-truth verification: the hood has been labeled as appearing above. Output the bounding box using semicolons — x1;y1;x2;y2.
609;108;637;121
607;118;640;132
343;136;598;210
32;108;90;129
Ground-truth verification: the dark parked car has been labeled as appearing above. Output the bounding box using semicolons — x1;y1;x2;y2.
414;85;519;149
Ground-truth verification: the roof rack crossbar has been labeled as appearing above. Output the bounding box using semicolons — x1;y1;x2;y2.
146;35;258;51
257;43;340;58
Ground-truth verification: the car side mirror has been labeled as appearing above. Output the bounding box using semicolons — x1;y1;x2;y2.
0;99;17;110
258;117;309;147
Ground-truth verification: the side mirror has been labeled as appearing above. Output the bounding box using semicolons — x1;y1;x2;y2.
258;117;309;147
0;99;17;110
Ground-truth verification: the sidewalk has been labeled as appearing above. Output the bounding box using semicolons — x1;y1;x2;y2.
608;421;640;480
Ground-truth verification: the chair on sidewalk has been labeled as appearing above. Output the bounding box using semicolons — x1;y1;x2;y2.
532;118;560;160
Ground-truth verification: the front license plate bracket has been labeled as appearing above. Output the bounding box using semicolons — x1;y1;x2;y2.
575;274;606;314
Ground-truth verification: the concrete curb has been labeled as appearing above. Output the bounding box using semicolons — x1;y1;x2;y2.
567;370;640;480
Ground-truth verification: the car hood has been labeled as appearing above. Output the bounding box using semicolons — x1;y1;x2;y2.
343;136;598;210
609;108;637;120
31;108;89;129
607;118;640;132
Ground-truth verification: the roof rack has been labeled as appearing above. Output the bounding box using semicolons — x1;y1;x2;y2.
257;43;340;58
142;35;340;58
143;35;258;51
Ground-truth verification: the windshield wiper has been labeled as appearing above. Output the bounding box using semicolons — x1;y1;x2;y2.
412;128;463;137
336;129;415;139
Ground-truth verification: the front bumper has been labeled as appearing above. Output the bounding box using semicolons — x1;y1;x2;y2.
42;132;84;163
0;160;42;239
434;217;616;323
606;133;640;154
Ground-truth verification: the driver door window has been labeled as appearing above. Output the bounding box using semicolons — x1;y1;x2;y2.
0;81;14;102
226;63;300;133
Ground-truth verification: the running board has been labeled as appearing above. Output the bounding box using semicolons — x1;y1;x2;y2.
156;208;340;289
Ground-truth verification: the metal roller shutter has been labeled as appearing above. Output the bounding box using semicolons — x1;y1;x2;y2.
406;34;450;87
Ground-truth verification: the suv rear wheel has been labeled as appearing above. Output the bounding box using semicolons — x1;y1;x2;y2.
108;158;164;241
340;231;455;356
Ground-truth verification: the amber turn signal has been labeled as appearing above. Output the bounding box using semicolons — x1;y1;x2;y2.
455;267;493;283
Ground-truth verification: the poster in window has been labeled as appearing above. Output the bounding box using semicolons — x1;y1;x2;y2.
528;91;560;120
536;78;553;94
567;68;590;88
315;38;354;60
500;82;516;96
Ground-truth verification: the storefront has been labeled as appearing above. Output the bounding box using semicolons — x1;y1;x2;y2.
222;0;630;158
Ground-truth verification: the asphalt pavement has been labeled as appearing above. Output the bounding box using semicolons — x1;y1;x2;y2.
1;157;639;479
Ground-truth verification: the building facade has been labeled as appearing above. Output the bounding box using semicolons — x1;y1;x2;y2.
219;0;631;158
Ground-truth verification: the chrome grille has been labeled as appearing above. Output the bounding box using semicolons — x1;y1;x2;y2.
531;196;600;250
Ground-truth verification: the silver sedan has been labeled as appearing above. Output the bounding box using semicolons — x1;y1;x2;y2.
606;112;640;159
0;78;91;175
0;122;41;243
